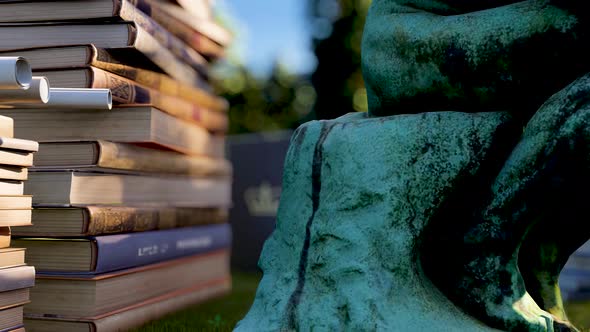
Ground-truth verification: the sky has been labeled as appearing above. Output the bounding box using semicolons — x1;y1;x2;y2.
216;0;317;76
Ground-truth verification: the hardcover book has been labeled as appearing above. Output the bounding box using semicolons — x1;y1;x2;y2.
0;181;23;196
23;250;230;317
32;141;232;176
148;0;232;46
0;266;35;331
0;191;32;225
0;288;29;312
0;210;31;227
0;150;34;168
175;0;213;20
0;307;24;332
0;23;135;50
23;277;230;332
0;117;12;138
13;224;231;273
131;0;227;58
0;249;25;270
1;107;226;157
12;206;228;237
0;166;27;181
0;196;31;210
25;171;231;207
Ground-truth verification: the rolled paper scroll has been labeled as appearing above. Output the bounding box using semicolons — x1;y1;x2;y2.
0;57;32;89
0;76;49;103
46;88;112;110
5;88;112;110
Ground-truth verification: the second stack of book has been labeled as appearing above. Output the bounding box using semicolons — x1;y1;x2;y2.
0;114;38;332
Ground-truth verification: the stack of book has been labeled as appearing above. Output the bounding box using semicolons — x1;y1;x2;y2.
0;57;40;332
0;0;233;330
0;120;38;332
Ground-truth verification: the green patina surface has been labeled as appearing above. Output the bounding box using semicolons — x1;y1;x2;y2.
237;1;590;331
237;111;509;331
362;0;590;117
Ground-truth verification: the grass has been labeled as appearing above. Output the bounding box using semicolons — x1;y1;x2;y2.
134;271;261;332
134;270;589;331
566;301;590;331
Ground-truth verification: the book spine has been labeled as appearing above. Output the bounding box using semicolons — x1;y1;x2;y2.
154;93;228;133
201;106;228;133
89;67;144;104
129;0;224;59
93;47;227;112
91;224;231;274
0;266;35;292
90;68;227;132
187;32;225;60
161;0;232;46
129;26;204;86
85;206;227;236
96;140;232;176
112;0;122;17
118;0;209;78
85;207;158;235
127;23;138;49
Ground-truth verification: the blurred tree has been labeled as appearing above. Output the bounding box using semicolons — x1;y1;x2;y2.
214;62;316;135
307;0;371;119
213;0;371;134
212;2;316;135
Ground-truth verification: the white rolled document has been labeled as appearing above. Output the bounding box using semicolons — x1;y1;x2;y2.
45;88;112;110
0;76;49;103
0;57;32;89
2;88;112;110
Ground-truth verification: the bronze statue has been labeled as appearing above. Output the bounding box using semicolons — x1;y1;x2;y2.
237;1;590;330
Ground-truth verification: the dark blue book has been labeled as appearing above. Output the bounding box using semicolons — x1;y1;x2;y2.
13;224;231;275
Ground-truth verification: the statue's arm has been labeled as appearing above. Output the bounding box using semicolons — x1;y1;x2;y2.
362;0;588;116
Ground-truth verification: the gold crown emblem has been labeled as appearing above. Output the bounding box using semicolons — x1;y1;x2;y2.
244;182;281;217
